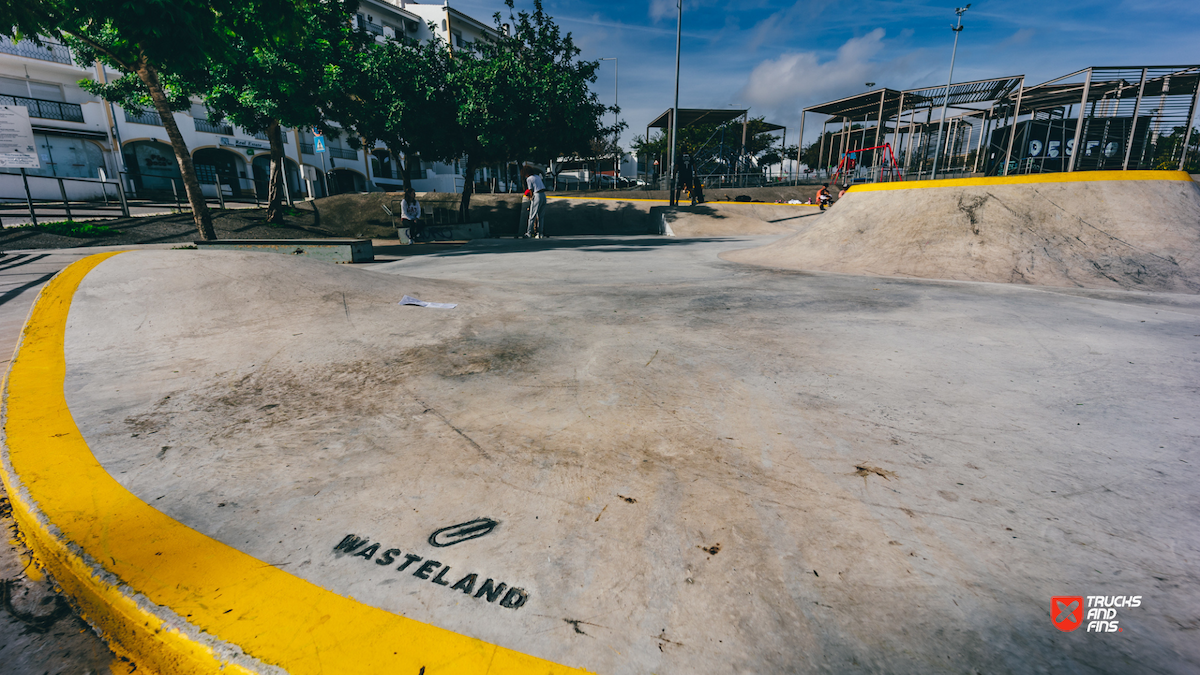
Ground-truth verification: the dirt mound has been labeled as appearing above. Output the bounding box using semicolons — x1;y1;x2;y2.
724;172;1200;293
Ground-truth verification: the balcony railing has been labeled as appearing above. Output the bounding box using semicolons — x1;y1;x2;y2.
194;118;233;135
329;147;358;160
0;95;84;122
0;36;72;65
124;109;163;126
299;142;315;154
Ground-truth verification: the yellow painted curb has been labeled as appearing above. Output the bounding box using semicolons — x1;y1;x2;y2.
0;252;593;675
846;169;1194;193
547;194;820;207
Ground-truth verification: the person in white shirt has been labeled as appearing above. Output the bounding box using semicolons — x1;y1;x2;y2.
399;187;421;241
522;164;547;238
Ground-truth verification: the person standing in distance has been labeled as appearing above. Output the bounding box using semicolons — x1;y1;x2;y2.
523;164;548;238
672;155;694;207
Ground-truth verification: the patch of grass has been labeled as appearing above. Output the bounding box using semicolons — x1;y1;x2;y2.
171;244;197;250
17;220;123;238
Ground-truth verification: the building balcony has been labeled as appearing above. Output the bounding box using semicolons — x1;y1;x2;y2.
0;36;73;65
329;147;358;160
300;142;315;154
0;95;84;123
124;109;163;126
194;118;234;135
251;130;289;143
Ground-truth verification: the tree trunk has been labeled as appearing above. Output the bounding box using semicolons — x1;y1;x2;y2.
135;61;216;240
396;145;412;192
458;153;476;223
264;120;287;224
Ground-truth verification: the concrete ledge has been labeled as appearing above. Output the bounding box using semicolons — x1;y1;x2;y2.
193;239;374;263
0;253;590;675
396;222;490;245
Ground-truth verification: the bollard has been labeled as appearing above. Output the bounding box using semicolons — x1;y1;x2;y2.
116;180;130;217
20;168;37;227
58;177;73;220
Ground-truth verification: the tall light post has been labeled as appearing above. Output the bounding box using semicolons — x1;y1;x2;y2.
930;4;969;179
600;57;619;183
668;0;682;202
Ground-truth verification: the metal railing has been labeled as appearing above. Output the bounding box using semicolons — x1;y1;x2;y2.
194;118;233;135
0;95;83;123
0;36;72;64
124;109;163;126
299;142;315;154
1;171;128;226
328;147;358;160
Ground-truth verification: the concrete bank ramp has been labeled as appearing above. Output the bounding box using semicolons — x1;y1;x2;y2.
725;170;1200;293
651;203;818;237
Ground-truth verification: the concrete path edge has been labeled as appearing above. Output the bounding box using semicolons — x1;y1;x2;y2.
0;252;593;675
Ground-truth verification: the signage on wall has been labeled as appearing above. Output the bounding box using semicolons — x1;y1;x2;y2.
219;136;270;151
0;105;40;168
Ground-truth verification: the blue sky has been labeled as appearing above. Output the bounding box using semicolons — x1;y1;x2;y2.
445;0;1200;149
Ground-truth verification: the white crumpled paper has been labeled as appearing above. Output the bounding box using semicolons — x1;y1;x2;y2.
399;294;457;309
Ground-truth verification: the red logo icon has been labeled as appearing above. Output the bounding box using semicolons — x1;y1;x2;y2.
1052;596;1084;632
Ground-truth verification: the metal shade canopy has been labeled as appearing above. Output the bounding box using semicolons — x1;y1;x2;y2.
648;108;748;130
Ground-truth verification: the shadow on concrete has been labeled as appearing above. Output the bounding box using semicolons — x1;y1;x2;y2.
396;235;766;260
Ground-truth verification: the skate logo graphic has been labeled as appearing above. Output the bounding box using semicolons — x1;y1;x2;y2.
1052;596;1084;632
1052;595;1142;632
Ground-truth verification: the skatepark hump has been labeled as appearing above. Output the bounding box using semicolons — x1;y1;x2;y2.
724;170;1200;293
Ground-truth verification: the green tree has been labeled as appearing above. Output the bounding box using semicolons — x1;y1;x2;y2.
203;0;363;223
2;0;302;240
338;31;456;194
444;0;615;220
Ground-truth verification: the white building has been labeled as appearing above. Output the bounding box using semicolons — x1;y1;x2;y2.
0;1;499;203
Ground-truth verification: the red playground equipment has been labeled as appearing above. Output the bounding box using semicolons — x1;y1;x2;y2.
830;143;903;185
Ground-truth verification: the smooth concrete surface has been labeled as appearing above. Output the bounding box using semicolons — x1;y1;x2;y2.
46;241;1200;673
194;238;375;263
650;204;819;236
727;173;1200;293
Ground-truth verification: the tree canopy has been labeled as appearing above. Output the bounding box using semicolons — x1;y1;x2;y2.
2;0;307;239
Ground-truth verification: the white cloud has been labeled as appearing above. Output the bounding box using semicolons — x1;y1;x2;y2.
738;29;929;141
650;0;676;21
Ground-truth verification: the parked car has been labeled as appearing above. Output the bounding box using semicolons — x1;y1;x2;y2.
554;174;585;190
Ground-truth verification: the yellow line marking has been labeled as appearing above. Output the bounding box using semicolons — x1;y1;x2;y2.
846;169;1194;193
0;252;593;675
546;194;819;206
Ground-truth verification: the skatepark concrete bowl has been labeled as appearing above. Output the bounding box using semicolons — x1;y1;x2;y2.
725;170;1200;293
2;224;1199;673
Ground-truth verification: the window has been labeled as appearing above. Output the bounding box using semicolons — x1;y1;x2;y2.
29;134;105;178
0;76;64;101
27;81;63;102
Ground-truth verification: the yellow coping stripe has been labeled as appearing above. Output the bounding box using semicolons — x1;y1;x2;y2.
0;252;592;675
846;169;1194;193
546;194;819;206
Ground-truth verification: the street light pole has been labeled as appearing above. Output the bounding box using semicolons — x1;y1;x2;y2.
600;58;619;183
668;0;682;203
930;4;969;179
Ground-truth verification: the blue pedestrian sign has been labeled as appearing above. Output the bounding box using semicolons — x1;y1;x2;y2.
313;128;326;153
